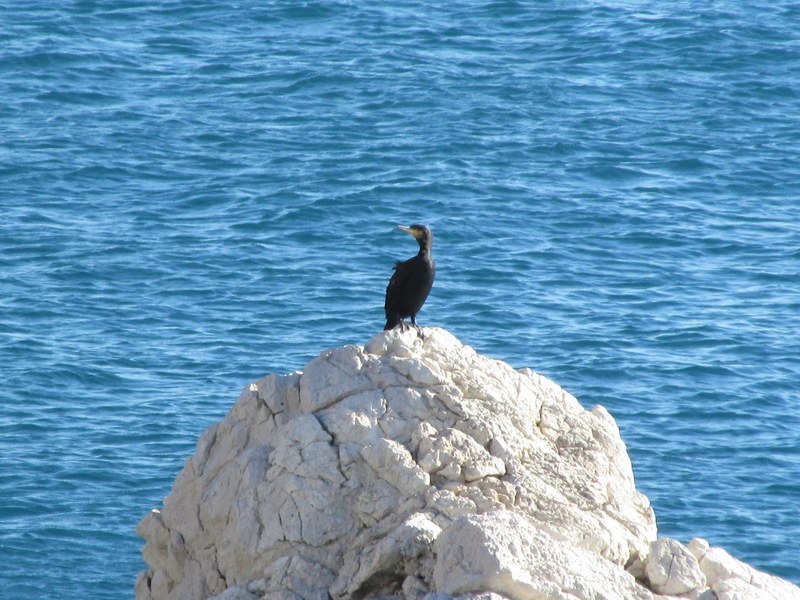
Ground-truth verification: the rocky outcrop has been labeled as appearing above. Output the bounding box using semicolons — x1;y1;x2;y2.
135;327;800;600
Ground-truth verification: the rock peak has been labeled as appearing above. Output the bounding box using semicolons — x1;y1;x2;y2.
136;327;800;600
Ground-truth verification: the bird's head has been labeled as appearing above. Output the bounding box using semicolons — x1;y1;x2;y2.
398;224;433;249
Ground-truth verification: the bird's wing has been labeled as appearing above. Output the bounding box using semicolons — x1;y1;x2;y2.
384;259;411;312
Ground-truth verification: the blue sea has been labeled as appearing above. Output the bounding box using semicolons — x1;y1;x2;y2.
1;2;799;598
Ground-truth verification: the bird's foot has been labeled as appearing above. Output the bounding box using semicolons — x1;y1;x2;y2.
393;320;424;338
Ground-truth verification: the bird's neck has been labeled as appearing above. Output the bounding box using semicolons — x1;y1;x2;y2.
417;243;432;257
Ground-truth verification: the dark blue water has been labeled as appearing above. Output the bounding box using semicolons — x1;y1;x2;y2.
1;2;799;598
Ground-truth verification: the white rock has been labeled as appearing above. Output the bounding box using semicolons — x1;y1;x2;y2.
644;538;705;596
332;512;443;599
417;426;506;482
300;345;372;412
135;327;799;600
258;555;336;600
433;510;653;600
208;587;260;600
687;538;800;600
360;437;431;494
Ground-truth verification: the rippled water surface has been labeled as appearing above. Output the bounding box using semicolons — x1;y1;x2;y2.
1;1;799;597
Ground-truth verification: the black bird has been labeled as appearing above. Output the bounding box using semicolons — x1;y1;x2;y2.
384;224;435;330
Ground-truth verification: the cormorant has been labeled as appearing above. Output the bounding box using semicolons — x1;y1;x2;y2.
384;224;435;330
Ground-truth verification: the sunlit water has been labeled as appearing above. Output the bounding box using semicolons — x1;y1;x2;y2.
1;2;799;597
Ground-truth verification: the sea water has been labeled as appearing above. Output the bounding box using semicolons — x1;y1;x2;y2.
1;2;799;598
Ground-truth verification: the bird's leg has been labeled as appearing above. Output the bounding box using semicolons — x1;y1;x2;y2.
410;315;425;339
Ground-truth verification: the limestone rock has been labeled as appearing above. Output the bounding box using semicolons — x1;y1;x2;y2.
433;510;653;600
686;538;800;600
135;327;799;600
644;538;705;596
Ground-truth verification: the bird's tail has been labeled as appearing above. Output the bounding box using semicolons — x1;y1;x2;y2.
384;315;401;330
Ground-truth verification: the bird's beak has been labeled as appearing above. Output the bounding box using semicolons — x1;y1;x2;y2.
397;225;416;237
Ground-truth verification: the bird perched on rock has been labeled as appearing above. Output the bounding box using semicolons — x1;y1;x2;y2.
384;224;435;330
